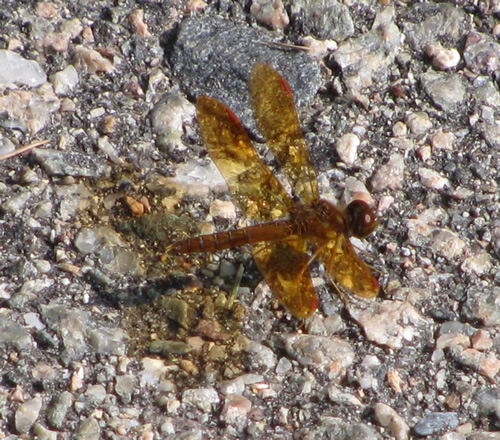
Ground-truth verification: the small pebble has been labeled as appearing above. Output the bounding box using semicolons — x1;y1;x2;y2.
413;412;459;436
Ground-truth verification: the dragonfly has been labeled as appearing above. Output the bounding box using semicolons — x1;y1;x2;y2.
170;63;379;318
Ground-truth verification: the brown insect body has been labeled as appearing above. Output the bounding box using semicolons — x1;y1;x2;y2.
170;63;380;318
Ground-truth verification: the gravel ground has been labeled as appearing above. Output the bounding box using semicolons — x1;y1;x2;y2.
1;1;499;439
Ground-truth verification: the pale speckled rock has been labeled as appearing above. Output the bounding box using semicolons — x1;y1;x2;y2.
479;121;500;150
448;346;500;382
335;133;359;165
471;77;500;108
418;167;450;190
327;385;364;407
150;92;196;152
0;136;15;155
374;402;410;440
220;394;252;428
165;160;226;199
245;341;278;371
461;249;492;276
371;153;405;192
353;354;382;391
333;7;402;90
283;334;354;380
87;326;126;355
463;31;500;75
209;199;236;220
425;43;460;70
421;72;467;113
0;84;59;134
431;229;466;260
0;50;47;86
218;377;245;396
74;225;142;276
73;46;114;73
51;65;79;96
15;397;43;433
430;130;455;150
33;423;58;440
250;0;289;30
392;121;407;137
405;112;432;136
115;375;135;404
76;416;101;440
182;387;220;413
85;384;107;404
348;300;432;350
9;280;55;311
38;302;126;363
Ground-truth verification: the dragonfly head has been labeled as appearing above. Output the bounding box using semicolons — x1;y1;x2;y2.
345;200;379;238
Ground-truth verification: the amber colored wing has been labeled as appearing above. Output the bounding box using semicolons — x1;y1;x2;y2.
317;233;379;298
249;63;319;203
197;96;294;221
252;238;318;319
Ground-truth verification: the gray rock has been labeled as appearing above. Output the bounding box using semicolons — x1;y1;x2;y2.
333;7;402;91
475;388;500;428
290;0;354;41
15;397;43;433
149;340;192;357
76;416;100;440
47;391;73;430
403;3;468;50
244;340;277;371
463;31;500;75
413;412;459;436
115;375;135;404
462;287;500;327
298;416;379;440
0;316;33;351
87;327;126;355
32;149;111;178
421;72;467;113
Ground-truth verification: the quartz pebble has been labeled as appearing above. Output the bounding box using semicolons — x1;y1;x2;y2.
0;50;47;87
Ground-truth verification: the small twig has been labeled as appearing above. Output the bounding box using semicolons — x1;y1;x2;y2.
259;40;310;52
227;263;245;309
0;139;50;161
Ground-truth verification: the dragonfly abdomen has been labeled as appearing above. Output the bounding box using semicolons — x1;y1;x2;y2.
172;220;293;253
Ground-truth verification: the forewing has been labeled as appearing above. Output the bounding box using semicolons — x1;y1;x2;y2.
252;238;318;319
249;63;319;203
197;96;293;221
318;232;379;298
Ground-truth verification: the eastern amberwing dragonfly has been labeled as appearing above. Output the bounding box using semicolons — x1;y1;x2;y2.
170;63;379;318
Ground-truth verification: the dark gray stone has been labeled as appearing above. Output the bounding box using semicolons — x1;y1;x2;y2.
168;16;321;135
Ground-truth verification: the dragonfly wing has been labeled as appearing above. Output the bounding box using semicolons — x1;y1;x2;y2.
318;233;379;298
197;96;294;221
252;238;318;319
249;63;319;203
